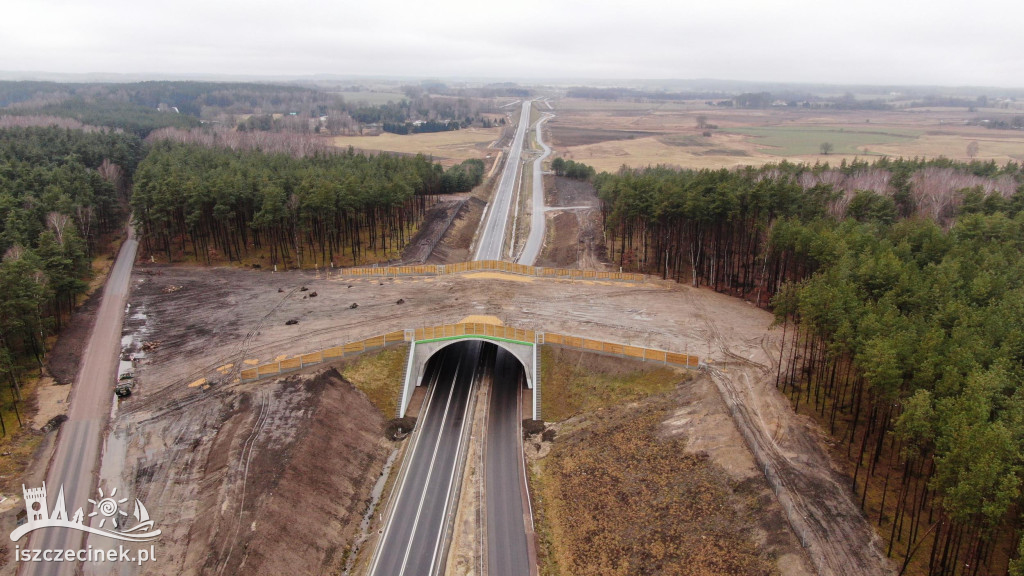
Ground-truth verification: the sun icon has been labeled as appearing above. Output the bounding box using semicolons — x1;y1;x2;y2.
88;486;129;529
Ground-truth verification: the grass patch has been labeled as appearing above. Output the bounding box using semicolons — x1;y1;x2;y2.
701;148;750;157
722;125;919;156
0;369;46;493
539;346;687;422
340;344;409;417
657;133;710;148
531;402;774;576
0;429;43;494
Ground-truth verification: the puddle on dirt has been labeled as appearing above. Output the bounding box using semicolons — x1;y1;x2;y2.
83;423;135;576
121;304;152;360
344;447;400;575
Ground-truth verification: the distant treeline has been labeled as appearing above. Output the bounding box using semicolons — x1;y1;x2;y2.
382;120;462;135
564;85;1017;112
2;98;201;137
0;80;331;120
596;157;1024;576
565;86;729;101
0;80;500;136
0;126;142;399
971;116;1024;130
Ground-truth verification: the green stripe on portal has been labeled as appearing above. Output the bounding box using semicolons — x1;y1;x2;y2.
415;334;534;346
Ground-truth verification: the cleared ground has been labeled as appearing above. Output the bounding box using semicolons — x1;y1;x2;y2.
549;98;1024;171
94;258;892;575
535;176;606;270
529;372;813;576
89;356;400;576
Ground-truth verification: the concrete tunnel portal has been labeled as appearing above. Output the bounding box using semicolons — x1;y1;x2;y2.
373;340;534;576
400;334;537;419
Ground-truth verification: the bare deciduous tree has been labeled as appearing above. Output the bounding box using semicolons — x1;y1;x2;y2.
47;212;71;246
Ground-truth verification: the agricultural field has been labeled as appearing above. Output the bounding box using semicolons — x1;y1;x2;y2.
332;126;502;166
720;125;920;156
549;98;1024;172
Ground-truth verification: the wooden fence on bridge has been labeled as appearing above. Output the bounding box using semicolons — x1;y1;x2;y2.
240;322;699;383
335;260;645;282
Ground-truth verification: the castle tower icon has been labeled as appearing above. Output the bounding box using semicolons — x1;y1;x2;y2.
23;483;48;523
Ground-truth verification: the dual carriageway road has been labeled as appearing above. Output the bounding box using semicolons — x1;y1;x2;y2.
372;99;538;576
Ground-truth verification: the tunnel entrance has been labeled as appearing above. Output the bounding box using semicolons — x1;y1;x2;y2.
401;335;538;419
371;343;532;576
417;341;527;406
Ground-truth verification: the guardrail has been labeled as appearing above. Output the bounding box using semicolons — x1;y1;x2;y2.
336;260;645;282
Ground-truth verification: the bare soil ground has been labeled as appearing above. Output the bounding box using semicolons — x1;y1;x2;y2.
99;365;392;576
108;261;891;575
535;176;608;270
528;380;813;576
426;196;486;264
534;211;580;269
400;195;467;264
549;98;1024;171
542;175;600;209
45;288;103;385
530;349;813;575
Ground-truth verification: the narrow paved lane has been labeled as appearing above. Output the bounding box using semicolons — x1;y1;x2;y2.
474;100;532;261
517;113;553;266
22;230;138;576
485;349;531;576
369;342;481;576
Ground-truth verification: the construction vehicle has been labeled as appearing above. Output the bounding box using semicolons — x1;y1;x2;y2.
115;360;135;398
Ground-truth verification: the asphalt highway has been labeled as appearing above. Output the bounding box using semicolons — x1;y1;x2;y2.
372;99;537;576
485;349;531;576
22;230;138;576
369;342;481;576
474;100;532;261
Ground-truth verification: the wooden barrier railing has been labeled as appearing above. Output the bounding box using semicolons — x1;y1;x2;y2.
240;330;406;381
543;332;700;368
337;260;645;282
413;323;536;344
239;325;699;383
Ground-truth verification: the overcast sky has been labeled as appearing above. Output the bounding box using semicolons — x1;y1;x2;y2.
2;0;1021;87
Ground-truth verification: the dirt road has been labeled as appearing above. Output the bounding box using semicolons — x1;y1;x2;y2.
21;231;137;576
686;287;893;576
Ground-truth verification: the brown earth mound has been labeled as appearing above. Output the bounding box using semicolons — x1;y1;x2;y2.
531;395;779;576
120;367;389;576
